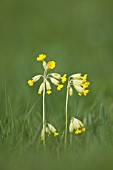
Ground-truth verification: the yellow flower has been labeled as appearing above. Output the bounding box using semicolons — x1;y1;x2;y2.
37;54;46;61
57;84;64;90
78;89;89;96
46;90;52;94
80;127;86;132
83;89;89;96
61;74;67;83
54;132;59;137
82;74;87;83
28;80;34;86
75;127;86;134
47;61;56;69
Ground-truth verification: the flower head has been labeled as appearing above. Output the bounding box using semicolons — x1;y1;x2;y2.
41;123;59;140
37;54;46;61
69;117;86;135
28;54;65;95
68;73;90;96
44;123;59;138
47;61;56;69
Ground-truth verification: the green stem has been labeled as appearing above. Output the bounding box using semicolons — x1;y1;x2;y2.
42;71;46;147
64;84;69;148
42;82;46;147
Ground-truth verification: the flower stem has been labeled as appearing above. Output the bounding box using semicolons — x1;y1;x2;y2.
42;80;46;147
64;84;69;148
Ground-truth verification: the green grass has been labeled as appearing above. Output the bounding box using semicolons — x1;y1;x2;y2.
0;83;113;170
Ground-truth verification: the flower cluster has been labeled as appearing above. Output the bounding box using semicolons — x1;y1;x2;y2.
27;53;90;144
28;54;67;94
68;73;90;96
41;123;59;140
69;117;86;134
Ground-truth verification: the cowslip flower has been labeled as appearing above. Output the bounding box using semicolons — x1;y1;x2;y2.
68;73;90;96
47;61;56;69
57;84;64;90
28;80;34;86
37;54;46;61
69;117;86;134
28;54;65;94
41;123;59;140
47;123;59;137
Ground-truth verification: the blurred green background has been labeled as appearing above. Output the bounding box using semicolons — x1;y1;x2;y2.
0;0;113;169
0;0;113;109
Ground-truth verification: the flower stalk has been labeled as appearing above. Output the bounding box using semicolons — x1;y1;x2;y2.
42;80;46;147
64;80;69;148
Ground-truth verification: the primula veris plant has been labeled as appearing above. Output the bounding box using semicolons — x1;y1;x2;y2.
28;54;66;146
65;73;90;147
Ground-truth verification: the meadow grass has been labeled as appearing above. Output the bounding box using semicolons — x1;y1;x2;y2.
0;81;113;170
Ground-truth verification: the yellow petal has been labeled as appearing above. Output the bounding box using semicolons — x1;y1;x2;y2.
83;90;90;96
82;74;87;83
81;128;86;132
46;90;52;94
28;80;34;86
57;84;64;90
54;132;59;137
61;74;67;83
36;54;46;61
